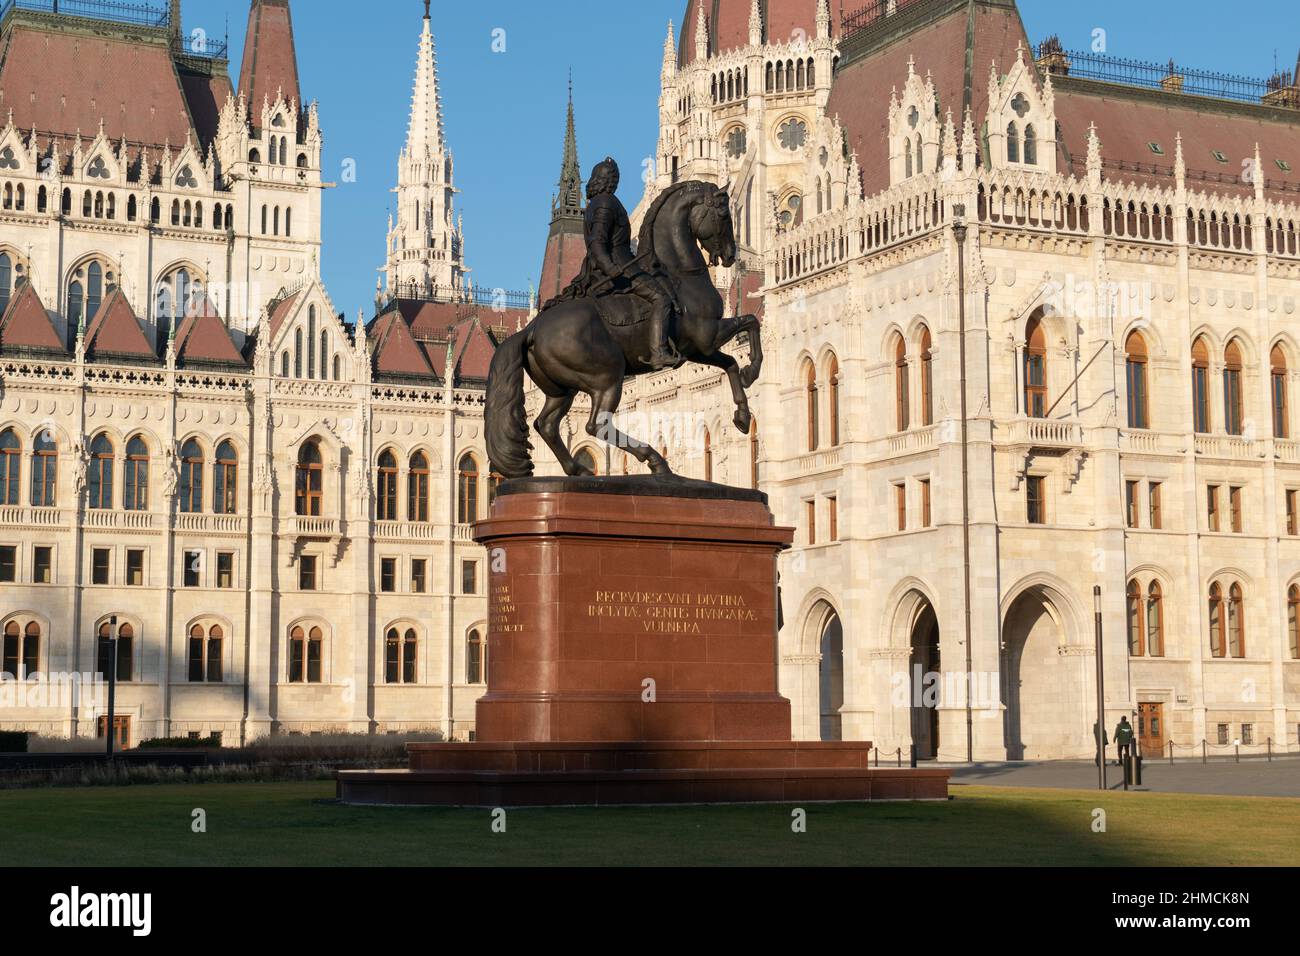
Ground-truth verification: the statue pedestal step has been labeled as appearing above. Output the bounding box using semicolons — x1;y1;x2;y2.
337;480;949;805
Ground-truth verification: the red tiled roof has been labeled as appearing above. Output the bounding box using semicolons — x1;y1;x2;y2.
1052;83;1300;200
0;282;65;353
239;0;302;112
828;0;1028;196
374;299;521;382
370;308;436;379
84;288;155;360
267;291;301;339
678;0;849;66
174;297;246;366
0;18;205;149
537;227;585;304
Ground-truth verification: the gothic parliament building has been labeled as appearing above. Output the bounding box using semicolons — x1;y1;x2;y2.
3;0;1300;760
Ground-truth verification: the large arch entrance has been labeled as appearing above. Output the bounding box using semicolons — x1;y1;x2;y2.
1002;584;1088;759
817;608;843;742
909;601;940;760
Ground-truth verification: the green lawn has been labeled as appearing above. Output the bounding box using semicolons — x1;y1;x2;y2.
4;781;1297;866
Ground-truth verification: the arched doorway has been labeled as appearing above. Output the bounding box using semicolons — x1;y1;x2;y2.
909;602;940;759
818;611;843;742
1002;585;1086;759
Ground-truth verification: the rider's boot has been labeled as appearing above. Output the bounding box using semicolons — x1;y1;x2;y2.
645;303;682;370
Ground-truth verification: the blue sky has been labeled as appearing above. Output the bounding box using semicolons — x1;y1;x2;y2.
194;0;1298;320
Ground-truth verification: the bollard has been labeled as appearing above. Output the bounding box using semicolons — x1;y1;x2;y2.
1202;739;1207;764
896;748;902;768
1168;740;1174;766
910;744;917;769
1134;752;1143;786
1235;743;1240;764
1268;738;1273;762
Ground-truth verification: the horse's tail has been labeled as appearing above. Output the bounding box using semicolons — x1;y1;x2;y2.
485;326;534;479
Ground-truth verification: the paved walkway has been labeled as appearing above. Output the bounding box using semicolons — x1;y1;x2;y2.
939;756;1300;797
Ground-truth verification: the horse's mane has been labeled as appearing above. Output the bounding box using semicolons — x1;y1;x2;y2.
636;180;715;269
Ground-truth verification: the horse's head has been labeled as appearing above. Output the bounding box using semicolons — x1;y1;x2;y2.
690;184;738;268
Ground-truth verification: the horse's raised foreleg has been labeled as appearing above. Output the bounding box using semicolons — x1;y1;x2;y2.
709;314;763;389
587;385;672;476
534;392;586;476
696;350;753;435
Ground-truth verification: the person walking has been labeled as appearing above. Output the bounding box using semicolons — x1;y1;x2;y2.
1093;720;1109;767
1114;715;1135;766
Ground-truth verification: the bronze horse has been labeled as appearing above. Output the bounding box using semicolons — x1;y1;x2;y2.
485;180;762;478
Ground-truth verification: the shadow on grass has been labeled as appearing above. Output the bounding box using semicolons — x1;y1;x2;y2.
6;781;1299;866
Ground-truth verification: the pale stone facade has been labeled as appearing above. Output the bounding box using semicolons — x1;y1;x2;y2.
534;0;1300;759
0;3;493;746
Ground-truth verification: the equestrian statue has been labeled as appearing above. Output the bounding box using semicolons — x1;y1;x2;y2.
485;157;763;479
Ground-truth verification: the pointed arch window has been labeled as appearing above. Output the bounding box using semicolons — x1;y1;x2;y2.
123;436;149;511
3;620;40;679
467;628;486;684
1271;344;1288;439
1024;124;1038;165
214;441;238;515
0;252;12;316
295;441;323;516
408;452;430;522
1289;584;1300;659
905;139;913;178
1227;583;1244;658
88;433;115;510
31;431;57;507
288;625;323;683
98;620;134;682
376;450;398;521
1146;581;1164;657
1007;122;1020;163
179;440;205;513
805;360;820;450
0;429;18;505
1126;579;1144;656
293;327;303;378
894;334;910;431
1192;336;1211;433
307;306;317;379
1024;316;1047;418
1125;331;1149;429
188;623;223;682
457;454;479;524
281;351;290;378
919;327;934;426
1208;582;1224;657
1223;339;1244;435
385;627;418;684
828;355;841;445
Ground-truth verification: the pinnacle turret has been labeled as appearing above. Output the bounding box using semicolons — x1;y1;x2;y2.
553;78;583;221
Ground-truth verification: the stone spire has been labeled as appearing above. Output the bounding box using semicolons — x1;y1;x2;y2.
816;0;831;40
554;76;582;219
385;5;465;301
405;4;445;159
749;0;763;47
695;0;708;61
538;79;587;304
662;20;677;79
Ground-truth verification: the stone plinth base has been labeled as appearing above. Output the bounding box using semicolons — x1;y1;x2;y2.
336;741;949;806
336;478;949;806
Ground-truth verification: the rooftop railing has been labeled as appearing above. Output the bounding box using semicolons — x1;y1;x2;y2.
1033;44;1274;106
1;0;227;58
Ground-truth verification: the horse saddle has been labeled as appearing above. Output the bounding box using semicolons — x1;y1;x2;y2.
589;287;651;328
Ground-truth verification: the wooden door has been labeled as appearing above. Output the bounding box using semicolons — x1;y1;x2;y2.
97;715;130;750
1137;702;1163;758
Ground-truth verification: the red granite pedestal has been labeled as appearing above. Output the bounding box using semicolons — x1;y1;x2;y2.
337;478;949;806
